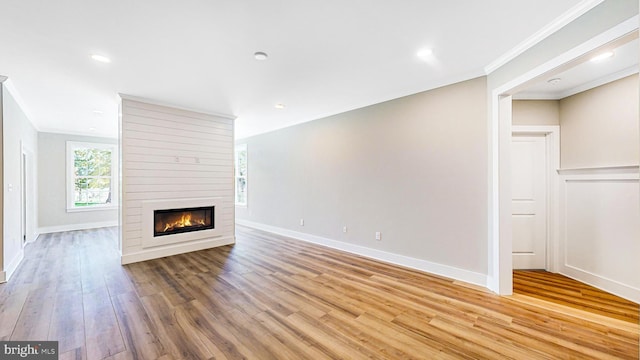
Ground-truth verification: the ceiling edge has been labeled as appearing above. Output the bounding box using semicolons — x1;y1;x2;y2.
2;79;40;131
484;0;605;74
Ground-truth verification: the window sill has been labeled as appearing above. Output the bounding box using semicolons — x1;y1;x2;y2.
67;205;118;213
235;203;247;208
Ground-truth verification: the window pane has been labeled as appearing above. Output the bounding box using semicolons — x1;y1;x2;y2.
71;144;114;208
238;150;247;176
236;177;246;204
75;159;89;176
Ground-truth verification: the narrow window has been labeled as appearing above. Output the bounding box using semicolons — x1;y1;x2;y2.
235;144;248;206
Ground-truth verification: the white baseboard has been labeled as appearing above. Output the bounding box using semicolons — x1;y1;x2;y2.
236;219;488;288
38;220;118;234
3;249;25;282
561;265;640;304
121;235;235;265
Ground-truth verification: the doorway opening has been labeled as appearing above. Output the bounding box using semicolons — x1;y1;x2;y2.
491;19;639;297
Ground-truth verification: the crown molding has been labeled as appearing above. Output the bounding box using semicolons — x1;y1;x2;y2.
484;0;605;74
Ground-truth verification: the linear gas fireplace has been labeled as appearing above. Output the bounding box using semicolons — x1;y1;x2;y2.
154;206;214;237
141;198;222;249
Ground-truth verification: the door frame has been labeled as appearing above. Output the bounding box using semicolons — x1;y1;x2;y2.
512;126;560;273
489;17;638;295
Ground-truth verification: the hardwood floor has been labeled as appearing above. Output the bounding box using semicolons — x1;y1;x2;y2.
0;225;638;359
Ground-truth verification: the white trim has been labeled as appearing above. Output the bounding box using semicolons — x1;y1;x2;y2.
3;249;24;282
118;93;236;121
562;265;640;303
489;17;639;295
236;219;488;288
512;126;561;273
121;235;235;265
557;170;639;303
558;164;639;175
37;127;118;140
0;272;5;283
0;75;7;83
38;220;118;234
484;0;605;74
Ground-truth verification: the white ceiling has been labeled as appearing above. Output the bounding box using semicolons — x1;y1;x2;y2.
0;0;601;139
515;37;639;100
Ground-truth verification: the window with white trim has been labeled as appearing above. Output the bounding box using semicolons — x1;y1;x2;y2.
235;144;247;206
66;141;118;211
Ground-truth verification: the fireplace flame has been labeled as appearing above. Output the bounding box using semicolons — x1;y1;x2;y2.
163;213;206;232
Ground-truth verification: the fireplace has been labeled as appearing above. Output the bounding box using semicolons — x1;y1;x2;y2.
154;206;214;237
141;197;222;248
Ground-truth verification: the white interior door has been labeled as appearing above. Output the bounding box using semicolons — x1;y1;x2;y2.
511;134;547;269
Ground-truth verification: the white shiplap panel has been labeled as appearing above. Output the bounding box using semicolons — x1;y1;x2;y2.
125;147;232;160
125;130;231;148
125;154;233;166
121;98;234;262
125;176;232;186
125;190;233;201
124;121;232;140
124;138;232;155
124;161;231;173
125;115;233;135
125;170;232;179
126;184;233;193
123;100;233;129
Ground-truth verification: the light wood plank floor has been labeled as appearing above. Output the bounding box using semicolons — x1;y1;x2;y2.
0;226;637;359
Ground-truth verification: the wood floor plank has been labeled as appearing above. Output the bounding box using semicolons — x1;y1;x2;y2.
48;289;85;353
0;226;637;359
83;292;126;360
10;285;56;341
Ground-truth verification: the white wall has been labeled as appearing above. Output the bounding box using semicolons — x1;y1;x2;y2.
120;98;235;264
237;77;489;286
37;132;118;233
555;75;640;302
1;82;38;281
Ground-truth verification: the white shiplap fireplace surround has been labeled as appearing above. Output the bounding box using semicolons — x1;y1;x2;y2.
119;97;235;264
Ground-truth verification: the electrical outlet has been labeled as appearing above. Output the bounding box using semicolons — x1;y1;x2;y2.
342;226;348;233
300;219;304;226
375;231;381;241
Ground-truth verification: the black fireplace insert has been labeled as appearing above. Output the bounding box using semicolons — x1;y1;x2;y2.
153;206;214;237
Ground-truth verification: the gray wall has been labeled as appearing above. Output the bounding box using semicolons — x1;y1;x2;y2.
560;74;639;168
512;100;560;126
38;132;118;230
2;83;38;276
237;77;488;274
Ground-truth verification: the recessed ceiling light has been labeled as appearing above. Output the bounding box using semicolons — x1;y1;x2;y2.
254;52;268;60
89;127;97;132
90;54;111;63
590;51;614;62
274;103;286;109
547;78;562;85
417;48;434;61
92;110;103;115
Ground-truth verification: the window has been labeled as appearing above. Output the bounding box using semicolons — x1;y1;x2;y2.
235;144;247;206
66;141;117;211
